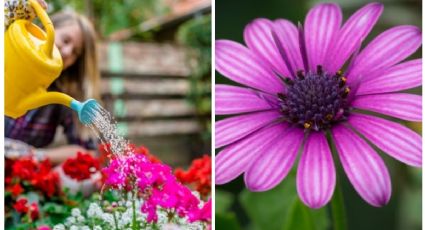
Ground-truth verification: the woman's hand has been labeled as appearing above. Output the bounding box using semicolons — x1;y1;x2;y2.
5;138;34;159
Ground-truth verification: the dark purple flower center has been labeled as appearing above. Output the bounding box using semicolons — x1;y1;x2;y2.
278;65;350;131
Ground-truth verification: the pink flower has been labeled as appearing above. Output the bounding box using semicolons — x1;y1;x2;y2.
141;201;158;223
215;2;421;208
104;150;206;223
37;226;51;230
189;199;211;222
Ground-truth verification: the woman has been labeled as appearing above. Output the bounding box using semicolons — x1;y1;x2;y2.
5;0;101;164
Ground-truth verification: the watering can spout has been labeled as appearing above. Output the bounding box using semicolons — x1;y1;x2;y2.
70;99;100;125
17;92;99;125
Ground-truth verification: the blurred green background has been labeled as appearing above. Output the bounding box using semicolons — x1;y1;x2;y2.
215;0;422;229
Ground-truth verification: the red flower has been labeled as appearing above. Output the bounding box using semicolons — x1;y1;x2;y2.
175;155;211;198
33;171;59;197
5;158;15;178
12;157;38;181
8;157;60;197
29;203;40;220
13;198;29;213
6;183;24;197
5;177;12;185
62;152;100;181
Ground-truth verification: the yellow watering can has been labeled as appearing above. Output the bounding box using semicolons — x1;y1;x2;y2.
5;0;98;124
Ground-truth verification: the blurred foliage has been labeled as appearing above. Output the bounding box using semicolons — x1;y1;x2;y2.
239;173;329;230
216;173;330;230
48;0;169;37
177;15;212;141
397;167;422;230
216;190;241;230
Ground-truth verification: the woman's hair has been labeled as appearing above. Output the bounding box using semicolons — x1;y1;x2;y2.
51;11;100;102
51;11;101;140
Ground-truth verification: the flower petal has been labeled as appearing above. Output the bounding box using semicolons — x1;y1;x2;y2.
325;3;383;73
348;26;422;83
273;19;304;75
348;113;421;167
216;123;289;184
244;18;290;77
244;127;304;191
297;132;336;209
304;3;342;71
215;84;278;115
352;93;421;122
215;111;281;149
216;40;284;93
356;59;422;95
332;125;391;207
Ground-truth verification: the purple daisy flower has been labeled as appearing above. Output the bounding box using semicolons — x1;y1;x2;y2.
215;2;422;208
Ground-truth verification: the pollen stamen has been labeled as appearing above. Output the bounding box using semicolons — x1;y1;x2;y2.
296;70;305;80
339;77;347;87
342;87;350;98
277;93;287;100
317;65;323;75
283;78;294;86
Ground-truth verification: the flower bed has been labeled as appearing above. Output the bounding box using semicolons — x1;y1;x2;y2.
5;144;211;230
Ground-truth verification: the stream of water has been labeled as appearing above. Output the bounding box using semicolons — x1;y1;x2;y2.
85;104;130;158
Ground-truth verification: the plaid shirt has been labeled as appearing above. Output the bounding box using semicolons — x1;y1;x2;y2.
5;104;96;149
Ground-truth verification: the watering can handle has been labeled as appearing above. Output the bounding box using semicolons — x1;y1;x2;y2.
29;0;54;58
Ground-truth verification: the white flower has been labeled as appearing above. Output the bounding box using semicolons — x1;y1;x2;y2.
162;223;182;230
192;191;201;200
70;226;79;230
81;226;91;230
77;215;85;223
101;213;115;225
125;201;132;207
119;209;132;227
71;208;81;217
87;202;103;218
65;216;76;225
53;224;66;230
93;226;102;230
156;210;168;224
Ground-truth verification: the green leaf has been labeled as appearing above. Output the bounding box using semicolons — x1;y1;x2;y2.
398;186;422;229
43;202;67;214
216;213;241;230
9;223;31;230
239;174;298;230
283;199;314;230
283;199;329;230
215;189;234;213
239;173;329;230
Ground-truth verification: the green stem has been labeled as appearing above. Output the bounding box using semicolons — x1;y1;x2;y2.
132;193;137;230
112;209;119;230
331;182;348;230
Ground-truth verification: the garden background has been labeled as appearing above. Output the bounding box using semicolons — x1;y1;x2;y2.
5;0;212;229
48;0;212;166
